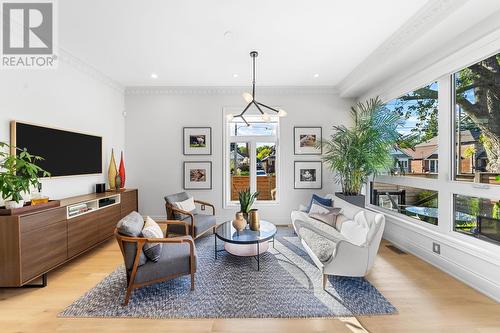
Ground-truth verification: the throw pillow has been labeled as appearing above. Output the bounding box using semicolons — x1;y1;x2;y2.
306;194;333;213
141;216;163;262
309;200;335;215
353;210;369;228
340;219;369;246
309;207;342;227
335;213;350;231
116;211;147;268
116;211;144;237
172;197;197;220
340;211;370;246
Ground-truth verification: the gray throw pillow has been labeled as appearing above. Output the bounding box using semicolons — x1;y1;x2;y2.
141;216;163;262
116;211;147;269
117;211;144;236
309;207;342;227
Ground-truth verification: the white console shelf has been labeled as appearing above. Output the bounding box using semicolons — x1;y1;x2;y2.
66;193;121;219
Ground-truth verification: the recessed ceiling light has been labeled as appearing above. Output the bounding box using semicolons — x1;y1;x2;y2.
233;73;239;78
224;31;232;39
313;73;319;78
151;73;158;79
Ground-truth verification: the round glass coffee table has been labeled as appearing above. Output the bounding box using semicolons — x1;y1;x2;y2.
214;220;277;271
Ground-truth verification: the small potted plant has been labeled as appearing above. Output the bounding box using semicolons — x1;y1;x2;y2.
238;188;259;222
0;142;50;209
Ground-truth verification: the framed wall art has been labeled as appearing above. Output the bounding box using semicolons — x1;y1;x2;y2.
294;126;322;155
184;161;212;190
183;127;212;155
294;161;322;189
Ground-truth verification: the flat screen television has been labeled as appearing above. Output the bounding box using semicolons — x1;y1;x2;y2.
10;121;102;177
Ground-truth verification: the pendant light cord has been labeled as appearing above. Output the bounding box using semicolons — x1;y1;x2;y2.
252;55;256;98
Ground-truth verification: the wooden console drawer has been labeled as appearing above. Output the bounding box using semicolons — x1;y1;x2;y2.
68;212;100;258
21;220;67;282
20;207;66;234
98;204;121;241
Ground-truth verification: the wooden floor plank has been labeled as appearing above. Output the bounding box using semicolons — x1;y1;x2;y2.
0;239;499;333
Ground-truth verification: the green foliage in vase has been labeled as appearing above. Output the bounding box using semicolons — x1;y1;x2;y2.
320;97;406;195
238;188;259;213
0;142;50;203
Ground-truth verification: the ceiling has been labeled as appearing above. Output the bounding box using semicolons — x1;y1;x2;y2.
59;0;429;87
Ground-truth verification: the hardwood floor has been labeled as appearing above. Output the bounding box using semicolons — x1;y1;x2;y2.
1;237;499;333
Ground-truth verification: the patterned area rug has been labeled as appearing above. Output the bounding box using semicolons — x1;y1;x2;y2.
59;228;396;318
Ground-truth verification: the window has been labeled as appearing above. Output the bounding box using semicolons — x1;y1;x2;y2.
453;53;500;185
385;82;439;178
454;194;500;245
370;182;438;225
369;53;500;250
225;113;279;205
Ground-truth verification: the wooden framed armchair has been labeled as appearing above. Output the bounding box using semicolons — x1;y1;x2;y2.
115;216;196;305
164;192;216;239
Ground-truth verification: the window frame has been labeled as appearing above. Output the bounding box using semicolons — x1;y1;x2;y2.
366;59;500;253
222;107;281;208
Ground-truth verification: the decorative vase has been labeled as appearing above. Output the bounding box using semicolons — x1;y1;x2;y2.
5;199;24;209
118;151;126;189
108;149;117;190
115;174;122;191
249;209;260;231
242;212;249;224
232;212;246;234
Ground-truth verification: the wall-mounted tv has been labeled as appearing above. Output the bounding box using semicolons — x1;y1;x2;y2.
10;121;103;177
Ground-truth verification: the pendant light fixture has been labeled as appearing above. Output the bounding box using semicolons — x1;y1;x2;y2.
228;51;287;126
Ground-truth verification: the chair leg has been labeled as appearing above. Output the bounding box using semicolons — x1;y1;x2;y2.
191;272;195;291
323;274;328;290
124;285;133;305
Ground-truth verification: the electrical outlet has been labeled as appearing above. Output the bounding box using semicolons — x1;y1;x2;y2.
432;242;441;255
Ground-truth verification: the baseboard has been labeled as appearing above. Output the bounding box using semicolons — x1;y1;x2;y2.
384;230;500;303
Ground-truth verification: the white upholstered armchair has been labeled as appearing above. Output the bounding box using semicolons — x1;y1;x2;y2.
291;196;385;288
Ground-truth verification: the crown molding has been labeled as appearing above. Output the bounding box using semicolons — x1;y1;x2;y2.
125;86;339;96
59;48;124;94
338;0;467;98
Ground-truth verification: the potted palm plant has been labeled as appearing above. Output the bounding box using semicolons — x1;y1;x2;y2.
0;142;50;209
320;97;404;207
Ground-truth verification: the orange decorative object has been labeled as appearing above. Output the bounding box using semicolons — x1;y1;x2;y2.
119;151;126;188
31;197;49;205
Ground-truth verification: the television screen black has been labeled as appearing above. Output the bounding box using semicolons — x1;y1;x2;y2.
11;121;102;177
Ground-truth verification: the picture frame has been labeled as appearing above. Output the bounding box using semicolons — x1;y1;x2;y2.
294;161;322;189
183;127;212;155
184;161;212;190
294;127;322;155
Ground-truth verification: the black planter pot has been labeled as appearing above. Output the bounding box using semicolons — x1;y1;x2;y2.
335;192;366;208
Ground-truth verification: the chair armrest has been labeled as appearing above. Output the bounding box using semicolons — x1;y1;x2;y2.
158;220;190;236
326;239;369;270
194;200;215;215
166;206;195;238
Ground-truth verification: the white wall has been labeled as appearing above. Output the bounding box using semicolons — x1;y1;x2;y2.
125;87;352;224
0;57;125;200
